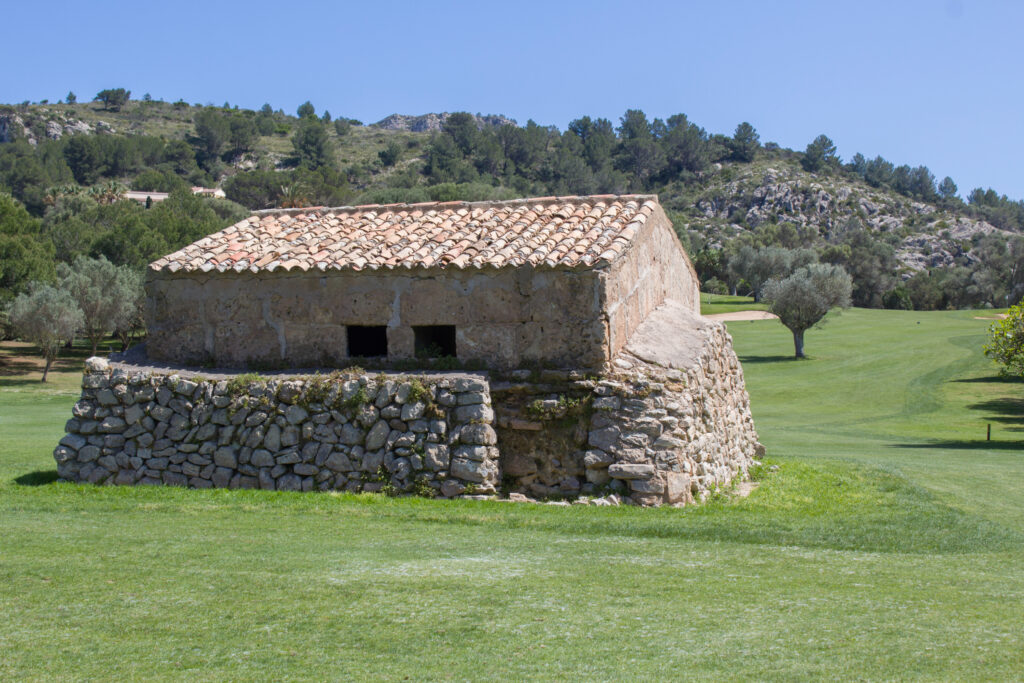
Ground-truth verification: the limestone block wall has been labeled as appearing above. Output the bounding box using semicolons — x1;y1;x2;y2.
602;206;701;360
145;266;607;370
54;361;499;497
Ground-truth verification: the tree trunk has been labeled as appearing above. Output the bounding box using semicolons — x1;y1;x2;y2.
793;329;805;358
42;354;52;382
91;337;98;356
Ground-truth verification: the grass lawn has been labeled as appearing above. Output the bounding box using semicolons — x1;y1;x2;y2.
2;310;1023;680
700;293;769;315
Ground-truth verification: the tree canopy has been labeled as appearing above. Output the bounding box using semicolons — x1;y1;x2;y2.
8;282;83;381
94;88;130;111
762;263;853;358
984;303;1024;377
57;255;145;355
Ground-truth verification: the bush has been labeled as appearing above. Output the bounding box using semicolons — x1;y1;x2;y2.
984;303;1024;377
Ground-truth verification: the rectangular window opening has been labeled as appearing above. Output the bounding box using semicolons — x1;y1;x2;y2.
413;325;456;358
347;326;388;358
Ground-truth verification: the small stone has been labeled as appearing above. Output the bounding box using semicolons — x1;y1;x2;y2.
214;446;237;468
652;435;686;451
264;424;281;451
361;450;383;473
275;450;301;465
162;471;188;487
400;401;426;421
454;403;493;423
78;445;101;462
588;427;620;452
278;474;302;491
324;451;353;472
630;476;665;494
453;445;488;462
456;391;486;405
423;443;449;470
339;423;363;445
665;472;693;505
285;404;309;425
59;433;87;451
85;357;110;374
459;423;497;446
365;420;390;451
98;416;127;433
592;396;621;411
251;449;274;468
123;404;145;425
607;463;656;480
96;388;118;406
583;450;613;469
440;479;465;497
452;377;487;393
451;457;488;483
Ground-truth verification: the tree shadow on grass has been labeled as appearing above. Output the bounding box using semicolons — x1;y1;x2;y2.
14;470;59;486
953;375;1024;385
738;355;802;364
0;357;45;377
892;440;1024;451
0;377;63;389
965;397;1024;435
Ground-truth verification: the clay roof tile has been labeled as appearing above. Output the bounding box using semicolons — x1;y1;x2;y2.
149;194;658;273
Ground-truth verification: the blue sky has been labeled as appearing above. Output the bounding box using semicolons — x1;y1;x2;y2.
4;0;1022;198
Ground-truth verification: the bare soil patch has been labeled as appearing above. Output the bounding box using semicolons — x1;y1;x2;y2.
704;311;779;322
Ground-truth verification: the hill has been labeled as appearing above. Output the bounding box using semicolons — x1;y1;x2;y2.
1;97;1022;312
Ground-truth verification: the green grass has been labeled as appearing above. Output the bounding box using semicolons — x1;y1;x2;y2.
699;293;769;315
2;310;1024;680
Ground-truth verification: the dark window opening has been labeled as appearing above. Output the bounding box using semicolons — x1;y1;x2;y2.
347;326;388;357
414;325;456;358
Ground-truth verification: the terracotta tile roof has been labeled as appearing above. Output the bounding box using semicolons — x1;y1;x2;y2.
149;194;659;274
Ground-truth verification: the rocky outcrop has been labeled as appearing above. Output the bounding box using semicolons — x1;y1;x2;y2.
373;112;516;133
690;166;1015;274
0;109;93;145
0;112;27;143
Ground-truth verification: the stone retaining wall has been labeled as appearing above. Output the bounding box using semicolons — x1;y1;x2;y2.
54;361;499;497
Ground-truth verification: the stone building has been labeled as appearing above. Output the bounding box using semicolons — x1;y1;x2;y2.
54;195;763;505
146;195;699;370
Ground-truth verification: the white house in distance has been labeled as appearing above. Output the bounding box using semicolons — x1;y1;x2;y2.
122;186;226;205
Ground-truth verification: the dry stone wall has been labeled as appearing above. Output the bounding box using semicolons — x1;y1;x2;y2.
54;312;761;506
54;360;499;497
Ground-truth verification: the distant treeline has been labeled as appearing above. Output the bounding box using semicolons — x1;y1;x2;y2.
2;97;1023;313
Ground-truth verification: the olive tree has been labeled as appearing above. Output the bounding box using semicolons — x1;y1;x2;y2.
728;246;818;301
762;263;853;358
57;256;143;355
8;283;83;381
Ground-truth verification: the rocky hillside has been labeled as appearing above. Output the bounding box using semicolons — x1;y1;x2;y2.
372;112;516;132
0;108;104;144
672;160;1015;274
